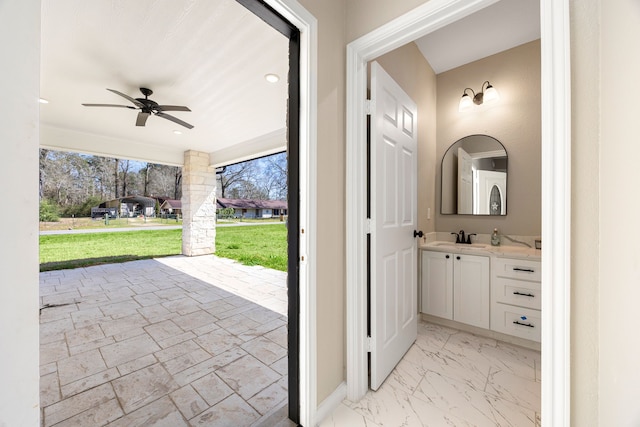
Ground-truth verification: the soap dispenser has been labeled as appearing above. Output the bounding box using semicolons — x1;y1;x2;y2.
491;228;500;246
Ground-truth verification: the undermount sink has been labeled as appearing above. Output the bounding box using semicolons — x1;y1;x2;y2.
432;242;488;249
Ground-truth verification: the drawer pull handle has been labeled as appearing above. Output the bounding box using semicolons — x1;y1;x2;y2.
513;267;535;273
513;320;534;328
513;291;535;298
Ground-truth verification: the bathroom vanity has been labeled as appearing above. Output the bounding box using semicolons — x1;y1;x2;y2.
420;242;541;344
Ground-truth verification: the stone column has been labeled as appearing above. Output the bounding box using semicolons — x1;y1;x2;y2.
182;150;217;256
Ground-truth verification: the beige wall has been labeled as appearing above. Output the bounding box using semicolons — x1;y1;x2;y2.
297;0;348;404
435;40;541;236
374;43;438;235
570;0;600;424
597;0;640;424
346;0;432;42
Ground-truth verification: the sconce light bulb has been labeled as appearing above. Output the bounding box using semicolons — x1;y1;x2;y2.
483;84;499;103
458;93;473;112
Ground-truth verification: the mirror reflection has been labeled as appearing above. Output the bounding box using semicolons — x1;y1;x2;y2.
441;134;507;215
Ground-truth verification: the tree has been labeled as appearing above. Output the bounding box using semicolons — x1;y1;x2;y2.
174;167;182;200
39;148;49;200
142;164;181;198
262;152;287;199
216;152;287;200
39;199;59;222
217;161;255;198
87;156;116;200
119;159;131;196
114;158;120;198
142;163;152;196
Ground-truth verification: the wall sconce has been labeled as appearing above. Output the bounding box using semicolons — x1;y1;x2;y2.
458;81;499;112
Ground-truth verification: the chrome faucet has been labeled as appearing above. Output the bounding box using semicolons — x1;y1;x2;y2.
451;230;476;244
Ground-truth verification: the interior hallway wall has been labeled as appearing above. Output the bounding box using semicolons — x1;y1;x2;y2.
597;0;640;424
374;43;438;236
297;0;348;405
435;40;541;236
0;0;41;425
346;0;433;42
570;0;600;424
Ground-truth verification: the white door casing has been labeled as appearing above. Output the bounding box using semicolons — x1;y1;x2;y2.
347;2;571;424
369;62;418;391
457;146;473;214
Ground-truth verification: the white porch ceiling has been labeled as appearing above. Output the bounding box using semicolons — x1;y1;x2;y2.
40;0;289;167
40;0;540;167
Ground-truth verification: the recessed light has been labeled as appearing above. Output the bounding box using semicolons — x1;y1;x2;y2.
39;98;49;104
173;130;182;135
264;73;280;83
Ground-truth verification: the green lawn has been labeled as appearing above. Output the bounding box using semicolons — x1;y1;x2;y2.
214;224;288;272
39;224;288;272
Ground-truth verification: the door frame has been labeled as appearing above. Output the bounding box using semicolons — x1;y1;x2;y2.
346;0;571;425
264;2;317;426
248;1;318;426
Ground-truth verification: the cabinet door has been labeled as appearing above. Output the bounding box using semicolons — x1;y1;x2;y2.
453;254;490;328
421;251;453;319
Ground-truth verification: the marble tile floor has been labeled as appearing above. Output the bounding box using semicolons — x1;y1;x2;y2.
39;254;291;427
320;321;541;427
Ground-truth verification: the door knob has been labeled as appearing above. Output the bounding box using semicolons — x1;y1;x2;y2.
414;230;424;238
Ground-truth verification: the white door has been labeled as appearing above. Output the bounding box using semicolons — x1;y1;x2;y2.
370;62;418;390
476;170;506;214
457;147;473;214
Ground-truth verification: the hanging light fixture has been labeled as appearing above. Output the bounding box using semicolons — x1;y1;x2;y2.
458;81;499;112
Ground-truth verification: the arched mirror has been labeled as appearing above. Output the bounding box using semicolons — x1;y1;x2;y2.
441;134;507;215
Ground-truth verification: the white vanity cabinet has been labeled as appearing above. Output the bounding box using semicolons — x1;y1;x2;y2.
421;250;490;329
490;257;542;342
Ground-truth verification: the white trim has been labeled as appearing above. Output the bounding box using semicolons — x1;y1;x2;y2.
315;382;347;426
210;128;286;167
264;1;318;426
540;0;571;425
469;149;506;160
346;3;571;426
346;0;503;402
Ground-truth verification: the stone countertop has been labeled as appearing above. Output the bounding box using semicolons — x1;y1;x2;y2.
420;241;542;261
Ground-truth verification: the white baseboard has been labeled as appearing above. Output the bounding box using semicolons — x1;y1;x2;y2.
314;382;347;426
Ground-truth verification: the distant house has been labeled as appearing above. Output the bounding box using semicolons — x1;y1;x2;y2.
93;195;161;218
216;197;287;219
91;195;182;218
160;199;182;216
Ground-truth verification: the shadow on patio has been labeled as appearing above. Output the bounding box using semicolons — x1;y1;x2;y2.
39;255;290;426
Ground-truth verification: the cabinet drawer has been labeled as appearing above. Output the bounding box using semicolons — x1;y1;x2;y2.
492;277;541;310
493;258;541;281
491;304;541;342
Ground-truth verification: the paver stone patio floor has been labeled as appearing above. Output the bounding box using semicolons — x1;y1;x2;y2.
39;255;291;427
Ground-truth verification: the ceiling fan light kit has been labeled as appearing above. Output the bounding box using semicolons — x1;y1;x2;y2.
82;87;194;129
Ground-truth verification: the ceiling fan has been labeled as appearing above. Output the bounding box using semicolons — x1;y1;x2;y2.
82;87;194;129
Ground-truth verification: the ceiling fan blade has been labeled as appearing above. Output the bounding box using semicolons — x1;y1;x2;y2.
136;112;150;127
106;88;144;108
156;105;191;112
82;103;136;109
156;112;194;129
